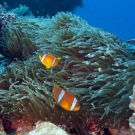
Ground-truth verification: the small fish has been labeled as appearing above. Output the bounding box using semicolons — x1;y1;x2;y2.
19;4;22;7
53;84;80;111
126;38;135;44
13;34;17;39
4;1;7;5
37;10;39;13
39;54;61;69
109;128;118;135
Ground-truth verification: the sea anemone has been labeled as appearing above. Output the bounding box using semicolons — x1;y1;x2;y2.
0;12;134;134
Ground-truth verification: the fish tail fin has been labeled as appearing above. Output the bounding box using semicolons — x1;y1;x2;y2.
54;83;56;87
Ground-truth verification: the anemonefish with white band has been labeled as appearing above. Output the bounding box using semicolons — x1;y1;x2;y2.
39;54;61;69
53;84;80;111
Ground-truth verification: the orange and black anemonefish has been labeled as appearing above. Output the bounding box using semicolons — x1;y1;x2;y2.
39;54;61;71
53;84;80;111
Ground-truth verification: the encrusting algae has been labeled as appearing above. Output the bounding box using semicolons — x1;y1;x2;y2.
28;121;68;135
0;12;135;134
0;119;6;135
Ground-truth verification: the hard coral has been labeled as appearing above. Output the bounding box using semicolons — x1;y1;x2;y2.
129;85;135;129
28;121;68;135
0;12;135;134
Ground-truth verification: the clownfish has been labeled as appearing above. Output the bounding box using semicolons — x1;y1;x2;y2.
39;54;61;69
53;84;80;111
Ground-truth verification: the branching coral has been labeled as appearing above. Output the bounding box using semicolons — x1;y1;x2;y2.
0;12;135;134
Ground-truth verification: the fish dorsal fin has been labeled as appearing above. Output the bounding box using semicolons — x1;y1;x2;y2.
58;89;65;103
70;97;77;111
53;83;59;90
53;83;57;92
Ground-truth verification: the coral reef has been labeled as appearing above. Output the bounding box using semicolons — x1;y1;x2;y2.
3;0;83;17
8;5;32;16
125;43;135;55
0;119;6;135
0;4;17;58
28;121;68;135
117;129;135;135
1;16;39;60
129;85;135;129
0;51;8;76
0;12;135;134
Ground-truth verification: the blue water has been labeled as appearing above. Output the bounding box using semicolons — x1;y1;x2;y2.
73;0;135;40
2;0;134;40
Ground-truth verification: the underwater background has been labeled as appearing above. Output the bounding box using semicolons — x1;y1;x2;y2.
1;0;135;40
0;0;135;135
74;0;135;40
